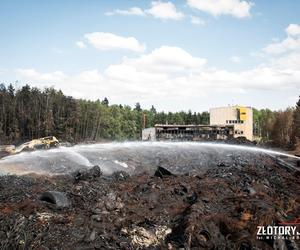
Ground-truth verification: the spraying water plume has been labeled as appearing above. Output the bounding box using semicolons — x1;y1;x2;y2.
0;141;298;176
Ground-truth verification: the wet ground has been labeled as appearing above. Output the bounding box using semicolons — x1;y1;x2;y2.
0;143;299;249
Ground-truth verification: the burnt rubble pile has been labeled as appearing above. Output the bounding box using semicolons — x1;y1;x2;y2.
226;136;256;146
0;156;299;249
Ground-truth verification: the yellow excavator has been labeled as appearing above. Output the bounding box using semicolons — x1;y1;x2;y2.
2;136;59;155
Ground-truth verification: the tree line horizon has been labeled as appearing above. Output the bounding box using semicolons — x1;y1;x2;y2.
0;83;299;149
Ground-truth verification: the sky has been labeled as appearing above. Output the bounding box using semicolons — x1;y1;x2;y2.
0;0;299;112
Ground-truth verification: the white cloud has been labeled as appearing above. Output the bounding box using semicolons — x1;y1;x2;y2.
76;41;86;49
106;46;299;96
105;7;145;16
263;24;300;54
77;70;103;83
230;56;241;63
190;16;206;26
106;46;206;82
16;69;104;99
83;32;146;52
114;46;207;74
263;37;300;54
16;68;66;83
146;1;184;20
105;1;184;22
187;0;253;18
286;24;300;37
270;52;300;71
15;45;300;109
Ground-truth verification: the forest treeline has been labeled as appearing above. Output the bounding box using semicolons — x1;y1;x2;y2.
0;84;209;144
0;83;299;148
253;99;300;148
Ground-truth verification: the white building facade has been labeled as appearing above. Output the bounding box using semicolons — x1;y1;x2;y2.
209;106;253;141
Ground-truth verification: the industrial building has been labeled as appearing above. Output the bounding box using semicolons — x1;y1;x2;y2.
142;105;253;142
209;105;253;141
142;124;234;141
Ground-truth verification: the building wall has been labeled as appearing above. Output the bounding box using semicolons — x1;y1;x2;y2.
142;125;234;141
142;128;156;141
209;106;253;140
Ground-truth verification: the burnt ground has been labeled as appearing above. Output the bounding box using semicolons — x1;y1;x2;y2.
0;155;299;249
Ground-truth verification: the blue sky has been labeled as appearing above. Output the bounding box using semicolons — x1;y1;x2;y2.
0;0;300;111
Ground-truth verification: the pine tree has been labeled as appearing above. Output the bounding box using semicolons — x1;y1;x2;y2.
134;102;141;112
101;97;109;106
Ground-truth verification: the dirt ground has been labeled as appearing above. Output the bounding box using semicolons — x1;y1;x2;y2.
0;154;299;249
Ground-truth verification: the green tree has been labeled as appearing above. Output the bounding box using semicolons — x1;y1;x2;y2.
270;108;294;147
134;102;141;112
101;97;109;106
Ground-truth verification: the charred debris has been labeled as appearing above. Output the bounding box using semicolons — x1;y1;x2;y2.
0;152;299;249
